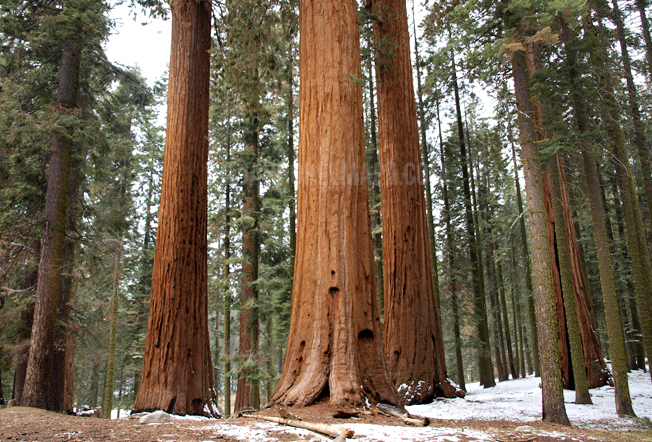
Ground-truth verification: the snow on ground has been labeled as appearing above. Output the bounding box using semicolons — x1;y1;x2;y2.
408;366;652;429
199;367;651;441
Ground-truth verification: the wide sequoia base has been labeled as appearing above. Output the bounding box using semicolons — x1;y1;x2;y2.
133;0;217;417
268;0;400;408
369;0;461;404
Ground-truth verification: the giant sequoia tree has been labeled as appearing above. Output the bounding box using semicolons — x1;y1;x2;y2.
133;0;217;416
368;0;460;404
269;0;399;408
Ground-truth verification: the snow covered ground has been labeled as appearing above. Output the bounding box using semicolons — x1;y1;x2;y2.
190;367;652;441
410;367;652;429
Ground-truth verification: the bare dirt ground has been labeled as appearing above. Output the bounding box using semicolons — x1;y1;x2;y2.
1;404;651;442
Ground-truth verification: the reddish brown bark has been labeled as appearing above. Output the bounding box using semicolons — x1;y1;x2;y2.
63;333;76;414
542;172;573;390
556;157;610;389
368;0;459;404
133;0;217;417
269;0;399;408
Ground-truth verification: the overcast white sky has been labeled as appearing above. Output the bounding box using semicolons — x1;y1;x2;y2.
104;2;172;86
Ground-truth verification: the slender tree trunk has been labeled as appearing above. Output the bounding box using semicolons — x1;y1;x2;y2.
636;0;652;80
607;172;646;371
486;239;507;382
22;43;80;409
510;143;541;377
588;0;652;386
368;0;459;404
288;48;296;262
214;308;220;403
63;333;76;414
91;360;99;409
269;0;399;408
498;260;517;379
413;0;441;314
133;0;217;416
48;169;80;412
366;50;384;320
561;17;634;414
549;156;591;403
510;243;523;378
223;106;233;418
452;52;494;388
511;48;569;425
104;242;122;419
235;114;261;412
437;100;465;391
613;0;652;231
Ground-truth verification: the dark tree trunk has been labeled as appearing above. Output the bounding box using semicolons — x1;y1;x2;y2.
22;43;80;410
269;0;399;408
612;0;652;233
451;52;494;388
635;0;652;80
133;0;217;417
510;143;541;377
223;113;233;418
560;16;634;414
235;114;261;412
511;48;569;426
369;0;459;404
497;260;517;379
437;99;465;391
48;168;80;413
365;50;384;320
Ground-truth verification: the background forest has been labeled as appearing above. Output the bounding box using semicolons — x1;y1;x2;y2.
1;0;651;419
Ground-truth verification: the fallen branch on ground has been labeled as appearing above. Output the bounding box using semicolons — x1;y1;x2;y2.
375;403;429;426
241;414;354;438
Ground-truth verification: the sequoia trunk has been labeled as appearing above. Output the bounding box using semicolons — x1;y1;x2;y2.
269;0;399;408
370;0;459;404
133;0;217;416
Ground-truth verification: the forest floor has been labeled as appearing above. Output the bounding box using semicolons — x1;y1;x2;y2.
1;368;651;442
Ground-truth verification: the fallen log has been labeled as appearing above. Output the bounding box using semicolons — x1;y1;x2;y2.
241;414;354;438
375;403;428;426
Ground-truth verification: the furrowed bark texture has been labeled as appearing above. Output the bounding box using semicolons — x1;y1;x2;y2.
413;0;441;316
542;172;573;390
133;0;217;417
585;0;652;392
511;49;569;426
511;144;541;377
370;0;458;404
269;0;399;408
22;44;79;409
557;157;609;390
549;157;591;404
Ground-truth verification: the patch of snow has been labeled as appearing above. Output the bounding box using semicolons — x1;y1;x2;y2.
407;366;652;430
346;423;494;441
171;414;214;421
110;409;131;419
203;421;316;441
